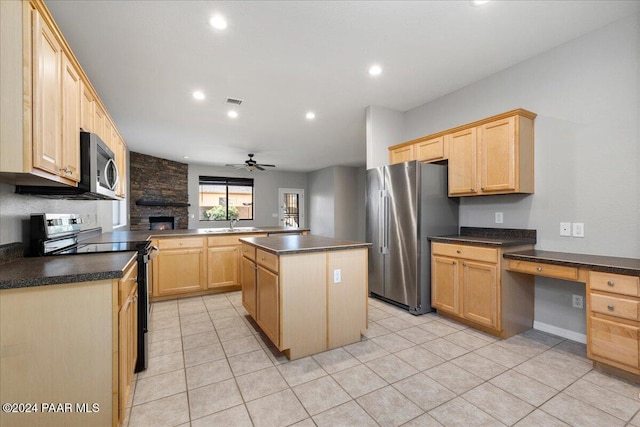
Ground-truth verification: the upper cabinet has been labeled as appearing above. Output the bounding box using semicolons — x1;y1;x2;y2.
388;109;536;197
0;0;127;194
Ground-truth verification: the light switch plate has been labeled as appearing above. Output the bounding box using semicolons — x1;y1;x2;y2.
495;212;503;224
572;223;585;238
333;269;341;283
560;222;571;236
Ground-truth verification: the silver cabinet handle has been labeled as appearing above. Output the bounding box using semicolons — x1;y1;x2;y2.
607;280;615;286
536;267;542;272
462;262;467;267
607;305;614;311
456;250;461;254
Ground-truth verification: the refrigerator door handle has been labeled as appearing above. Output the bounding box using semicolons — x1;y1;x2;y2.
381;191;390;255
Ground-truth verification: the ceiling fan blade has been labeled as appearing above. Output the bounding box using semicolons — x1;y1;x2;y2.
257;164;276;168
255;165;265;171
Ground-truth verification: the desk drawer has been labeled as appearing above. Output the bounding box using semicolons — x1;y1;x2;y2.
589;317;639;369
589;271;639;297
590;294;639;321
257;249;278;273
431;243;497;263
507;259;578;281
158;237;204;250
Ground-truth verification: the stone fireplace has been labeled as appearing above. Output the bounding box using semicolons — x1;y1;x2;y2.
129;152;189;230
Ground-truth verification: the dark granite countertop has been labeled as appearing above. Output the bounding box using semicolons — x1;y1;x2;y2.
240;234;371;255
84;226;309;243
429;227;537;247
503;250;640;276
0;252;137;290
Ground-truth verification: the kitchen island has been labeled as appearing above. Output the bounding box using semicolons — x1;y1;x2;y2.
239;235;370;360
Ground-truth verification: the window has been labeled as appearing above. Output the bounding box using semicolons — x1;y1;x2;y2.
199;176;254;221
112;199;127;228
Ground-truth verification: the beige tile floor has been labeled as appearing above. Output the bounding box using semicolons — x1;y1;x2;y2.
123;291;640;427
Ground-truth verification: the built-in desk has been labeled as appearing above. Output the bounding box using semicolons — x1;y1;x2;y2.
504;250;640;381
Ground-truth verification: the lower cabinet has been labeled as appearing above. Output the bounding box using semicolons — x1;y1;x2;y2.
153;237;206;297
207;245;239;289
257;265;280;347
241;243;368;359
587;271;640;375
118;260;138;423
431;242;534;337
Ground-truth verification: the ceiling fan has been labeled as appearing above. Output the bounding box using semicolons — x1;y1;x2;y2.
225;153;276;171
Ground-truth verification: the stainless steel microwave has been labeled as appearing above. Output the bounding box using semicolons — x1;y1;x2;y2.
15;132;119;200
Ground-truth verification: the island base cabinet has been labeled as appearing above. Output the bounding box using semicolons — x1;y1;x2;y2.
241;256;257;318
257;265;280;348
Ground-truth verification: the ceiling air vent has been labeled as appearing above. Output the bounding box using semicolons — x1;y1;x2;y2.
225;97;243;106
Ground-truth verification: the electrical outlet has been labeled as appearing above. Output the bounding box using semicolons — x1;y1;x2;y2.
560;222;571;237
333;269;341;283
572;294;584;309
495;212;503;224
572;222;585;238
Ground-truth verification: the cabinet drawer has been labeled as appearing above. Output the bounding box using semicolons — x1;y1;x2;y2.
431;243;497;263
507;260;578;281
207;236;240;247
119;261;138;306
589;271;639;297
158;237;204;250
257;249;279;273
590;294;639;321
241;243;256;261
589;316;639;369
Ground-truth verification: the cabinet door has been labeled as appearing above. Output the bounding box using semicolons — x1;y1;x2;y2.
389;145;415;165
448;127;478;195
461;260;498;328
115;135;127;197
257;265;279;347
241;257;257;318
416;136;445;162
93;103;106;142
118;296;131;422
32;9;63;177
479;117;516;193
61;55;80;182
80;81;94;132
207;246;239;289
155;248;205;296
432;256;459;314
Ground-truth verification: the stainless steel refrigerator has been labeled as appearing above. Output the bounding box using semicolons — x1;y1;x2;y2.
366;161;459;314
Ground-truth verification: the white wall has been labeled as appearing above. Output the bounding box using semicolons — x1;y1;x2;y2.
368;13;640;338
187;164;308;229
365;106;404;169
308;167;335;238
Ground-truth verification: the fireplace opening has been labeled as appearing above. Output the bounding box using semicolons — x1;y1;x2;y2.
149;216;175;231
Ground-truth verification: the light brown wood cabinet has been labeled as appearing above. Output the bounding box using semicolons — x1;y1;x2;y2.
388;109;535;197
432;242;535;338
587;271;640;375
0;0;128;192
389;144;415;164
241;242;368;359
207;245;239;289
118;260;138;424
153;237;207;297
0;257;139;427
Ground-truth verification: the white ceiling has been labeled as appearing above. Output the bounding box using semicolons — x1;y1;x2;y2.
45;1;640;172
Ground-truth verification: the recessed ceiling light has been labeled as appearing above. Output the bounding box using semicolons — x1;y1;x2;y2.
192;91;205;100
368;65;382;76
183;156;190;159
227;110;238;118
209;14;227;30
470;0;490;6
306;112;316;120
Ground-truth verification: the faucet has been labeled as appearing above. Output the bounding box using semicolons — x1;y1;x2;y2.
229;219;237;230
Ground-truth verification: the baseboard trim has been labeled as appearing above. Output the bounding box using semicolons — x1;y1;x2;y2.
533;321;587;344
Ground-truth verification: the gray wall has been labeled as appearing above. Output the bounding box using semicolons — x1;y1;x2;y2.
308;166;366;240
0;183;113;246
365;106;404;169
187;164;308;229
367;13;640;339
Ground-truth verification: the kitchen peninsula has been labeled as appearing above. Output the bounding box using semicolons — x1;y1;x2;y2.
239;234;370;360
